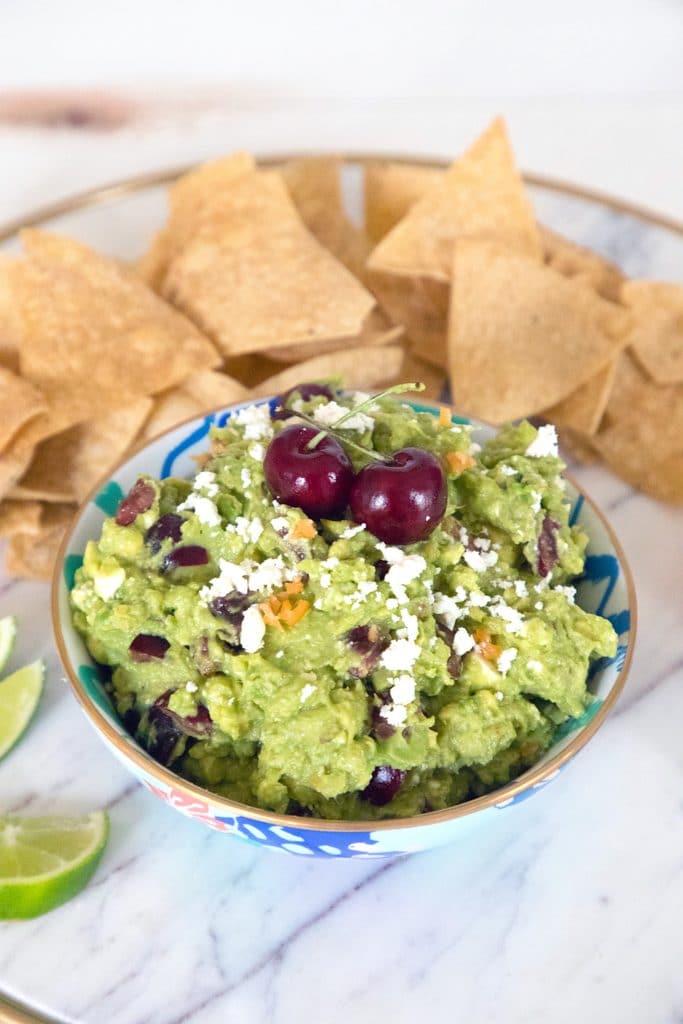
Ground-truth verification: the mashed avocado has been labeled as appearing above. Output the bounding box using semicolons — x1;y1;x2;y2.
70;392;617;819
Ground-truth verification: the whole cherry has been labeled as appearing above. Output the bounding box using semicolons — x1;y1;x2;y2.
264;423;353;519
350;447;447;545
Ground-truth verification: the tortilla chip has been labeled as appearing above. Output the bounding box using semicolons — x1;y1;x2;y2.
636;451;683;503
543;360;617;436
13;230;220;444
11;398;152;504
264;307;403;364
620;280;683;384
141;371;249;441
540;226;624;302
162;171;375;357
5;503;75;581
368;269;449;367
223;353;293;387
278;157;372;281
0;365;47;451
399;345;448;402
448;240;628;423
252;344;405;397
369;118;541;282
597;350;683;459
0;256;21;372
556;428;601;466
0;499;43;538
136;227;172;291
364;162;444;242
0;438;34;502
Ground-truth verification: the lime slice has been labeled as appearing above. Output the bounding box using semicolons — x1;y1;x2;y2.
0;659;44;761
0;811;109;919
0;616;17;675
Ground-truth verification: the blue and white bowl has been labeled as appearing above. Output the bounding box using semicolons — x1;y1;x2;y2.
52;398;636;859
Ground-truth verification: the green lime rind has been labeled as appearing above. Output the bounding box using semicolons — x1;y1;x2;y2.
0;616;17;675
0;811;109;919
0;659;45;762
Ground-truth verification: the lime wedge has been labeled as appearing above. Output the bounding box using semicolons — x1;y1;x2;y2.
0;659;45;761
0;811;109;919
0;616;17;675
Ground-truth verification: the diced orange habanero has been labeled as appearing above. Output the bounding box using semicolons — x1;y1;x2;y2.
446;450;476;475
279;599;310;626
259;603;284;631
284;578;304;595
290;518;317;540
474;627;502;662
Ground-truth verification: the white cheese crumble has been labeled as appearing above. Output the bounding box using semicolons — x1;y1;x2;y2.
463;549;499;572
526;424;558;458
93;567;125;601
380;638;421;672
398;609;419;642
514;580;528;598
500;464;517;477
340;523;366;540
311;400;374;432
200;555;293;602
194;470;219;497
553;585;576;604
389;674;416;706
528;659;543;673
270;516;290;534
495;691;505;701
453;627;475;656
488;599;526;635
376;543;427;605
240;468;252;489
240;604;266;653
534;601;544;611
379;703;408;728
320;573;332;589
473;536;491;551
275;650;284;659
531;492;542;514
300;683;317;703
177;493;221;527
234;403;273;440
468;590;491;608
185;680;198;693
226;515;264;544
249;442;265;461
497;647;518;676
248;556;289;592
433;591;466;630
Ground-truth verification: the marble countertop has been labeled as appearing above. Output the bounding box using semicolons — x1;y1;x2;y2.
0;93;682;1024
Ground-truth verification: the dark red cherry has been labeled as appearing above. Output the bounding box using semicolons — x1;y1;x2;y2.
362;765;406;805
162;545;209;571
129;634;170;661
537;516;560;577
264;424;353;519
350;447;446;545
274;382;335;420
116;478;155;526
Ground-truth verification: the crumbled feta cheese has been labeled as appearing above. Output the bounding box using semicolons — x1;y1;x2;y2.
240;604;265;653
270;515;289;534
553;584;576;604
340;523;366;540
249;556;287;592
194;470;219;497
381;638;421;672
389;674;416;706
398;609;419;642
488;599;525;635
185;681;198;693
464;549;499;572
433;592;466;630
200;559;253;600
386;598;399;610
354;580;378;604
93;567;125;601
320;572;331;589
275;650;284;659
473;536;491;551
453;627;475;656
495;691;505;701
468;590;490;608
458;527;470;546
500;464;517;477
528;659;543;673
526;424;558;458
376;543;426;604
234;403;273;440
177;493;221;527
300;683;317;703
312;400;374;432
379;703;408;728
322;556;339;569
249;442;265;461
531;492;542;513
226;515;264;544
534;601;544;611
514;580;528;598
240;468;252;489
497;647;518;676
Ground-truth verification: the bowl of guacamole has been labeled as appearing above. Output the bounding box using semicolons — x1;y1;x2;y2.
54;387;635;857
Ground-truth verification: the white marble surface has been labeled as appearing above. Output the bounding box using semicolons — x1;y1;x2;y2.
0;92;682;1023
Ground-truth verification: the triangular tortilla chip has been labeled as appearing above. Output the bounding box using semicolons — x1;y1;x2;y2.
368;118;541;281
11;398;153;504
0;365;47;451
0;499;43;538
399;344;448;402
13;230;220;444
141;371;249;441
367;268;449;367
5;503;75;581
364;161;444;243
161;171;375;357
448;241;628;423
621;280;683;384
264;307;403;364
252;344;404;397
543;360;617;436
0;255;21;372
540;226;623;302
556;428;601;466
0;438;34;502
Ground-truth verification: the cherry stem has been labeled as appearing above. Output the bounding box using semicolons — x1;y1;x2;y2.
303;382;425;457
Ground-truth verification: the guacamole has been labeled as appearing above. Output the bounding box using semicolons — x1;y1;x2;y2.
70;391;617;819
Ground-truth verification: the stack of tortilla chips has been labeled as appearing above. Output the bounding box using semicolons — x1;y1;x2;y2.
1;118;681;580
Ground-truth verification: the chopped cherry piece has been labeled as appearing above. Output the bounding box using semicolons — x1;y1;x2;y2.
145;513;184;553
153;691;213;739
116;478;155;526
162;545;209;571
350;447;446;545
362;765;406;806
209;592;250;624
537;516;560;577
146;704;184;765
346;624;389;678
374;558;390;580
274;382;334;419
370;704;396;740
446;651;462;680
129;634;170;661
264;424;353;519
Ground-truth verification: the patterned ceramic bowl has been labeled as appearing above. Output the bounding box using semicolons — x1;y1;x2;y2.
52;397;636;859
